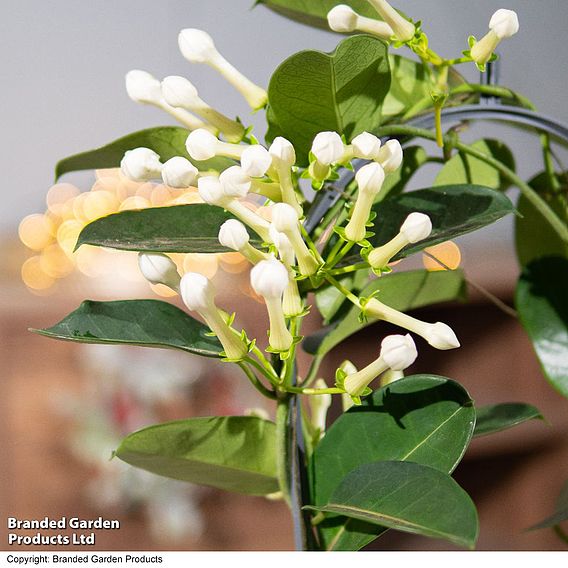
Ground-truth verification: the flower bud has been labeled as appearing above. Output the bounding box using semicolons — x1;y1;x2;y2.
120;147;163;182
365;0;415;42
311;131;345;165
309;379;332;439
351;132;382;160
241;145;273;178
339;360;358;411
327;5;394;39
269;137;302;215
180;272;248;360
367;212;432;268
138;253;180;291
364;298;460;350
344;162;385;242
161;157;198;188
470;9;519;66
186;129;244;162
272;204;319;277
251;258;293;352
377;139;403;173
219;166;251;198
269;137;296;167
178;29;268;110
197;175;226;206
218;219;268;264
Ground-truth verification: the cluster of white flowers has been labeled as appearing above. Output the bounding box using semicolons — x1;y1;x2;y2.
125;23;461;407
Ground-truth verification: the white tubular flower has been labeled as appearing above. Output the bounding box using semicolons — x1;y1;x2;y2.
272;203;320;277
250;258;293;352
309;379;332;439
365;299;460;350
138;253;180;291
470;9;519;66
344;334;417;396
311;131;345;165
339;360;358;411
161;157;198;188
180;272;248;361
120;147;163;182
344;162;386;242
219;166;251;198
377;139;403;173
218;219;268;264
351;132;382;160
198;176;271;241
161;75;245;143
327;5;394;39
185;128;244;161
269;137;302;215
269;225;303;317
178;29;268;110
125;70;211;132
365;0;415;42
380;369;405;387
367;212;432;268
241;145;272;178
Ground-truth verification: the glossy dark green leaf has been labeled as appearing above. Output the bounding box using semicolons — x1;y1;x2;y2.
434;139;515;191
529;479;568;530
32;299;221;358
304;269;466;356
309;461;478;549
256;0;387;30
343;184;514;265
473;403;543;437
515;257;568;398
116;416;278;495
55;126;232;180
311;375;475;550
76;204;261;253
515;172;568;267
267;35;390;164
378;145;428;199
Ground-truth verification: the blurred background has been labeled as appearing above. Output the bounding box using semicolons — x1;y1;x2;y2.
1;0;567;551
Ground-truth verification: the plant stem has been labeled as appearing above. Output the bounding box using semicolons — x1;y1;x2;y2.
325;274;361;307
276;395;292;505
237;362;277;399
245;355;280;385
329;262;369;276
375;124;568;245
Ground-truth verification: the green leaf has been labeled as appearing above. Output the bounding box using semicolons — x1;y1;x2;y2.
529;479;568;530
311;375;475;550
55;126;232;180
32;299;222;358
343;184;515;265
515;172;568;267
256;0;388;30
76;204;261;253
308;461;478;549
473;403;543;437
378;145;428;200
434;139;515;191
515;256;568;399
115;416;278;495
267;35;390;165
304;269;466;356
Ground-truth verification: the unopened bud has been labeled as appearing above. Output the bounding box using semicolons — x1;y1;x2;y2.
365;0;415;42
377;139;403;173
120;147;162;182
219;166;251;198
218;219;268;264
311;131;345;165
161;157;198;188
186;128;244;162
327;5;394;39
351;132;382;160
138;253;180;291
241;145;272;178
470;9;519;66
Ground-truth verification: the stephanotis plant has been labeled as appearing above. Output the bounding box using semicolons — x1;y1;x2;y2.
33;0;568;550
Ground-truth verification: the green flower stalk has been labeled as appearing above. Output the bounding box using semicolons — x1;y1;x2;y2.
364;299;460;350
344;162;385;242
343;334;417;396
367;212;432;269
218;219;269;264
180;272;248;361
250;258;293;352
364;0;415;42
161;75;245;142
137;252;181;292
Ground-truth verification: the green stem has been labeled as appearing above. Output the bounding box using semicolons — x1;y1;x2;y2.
326;242;354;270
325;238;345;265
286;386;343;395
245;355;280;385
237;363;277;399
300;224;324;264
375;124;568;245
541;133;561;192
276;395;292;505
325;274;361;307
329;262;369;276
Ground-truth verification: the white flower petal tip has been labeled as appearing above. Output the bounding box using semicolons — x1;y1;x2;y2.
178;28;217;64
489;9;519;39
218;219;250;251
120;147;162;182
250;258;289;299
311;131;345;165
269;137;296;167
424;322;460;350
377;139;403;173
327;5;359;32
197;176;225;205
355;162;386;194
271;203;300;232
380;334;417;371
161;75;199;108
352;132;382;160
219;165;251;198
161;157;198;188
241;145;272;178
400;212;432;243
179;272;213;312
125;70;162;105
185;128;219;161
138;253;180;289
